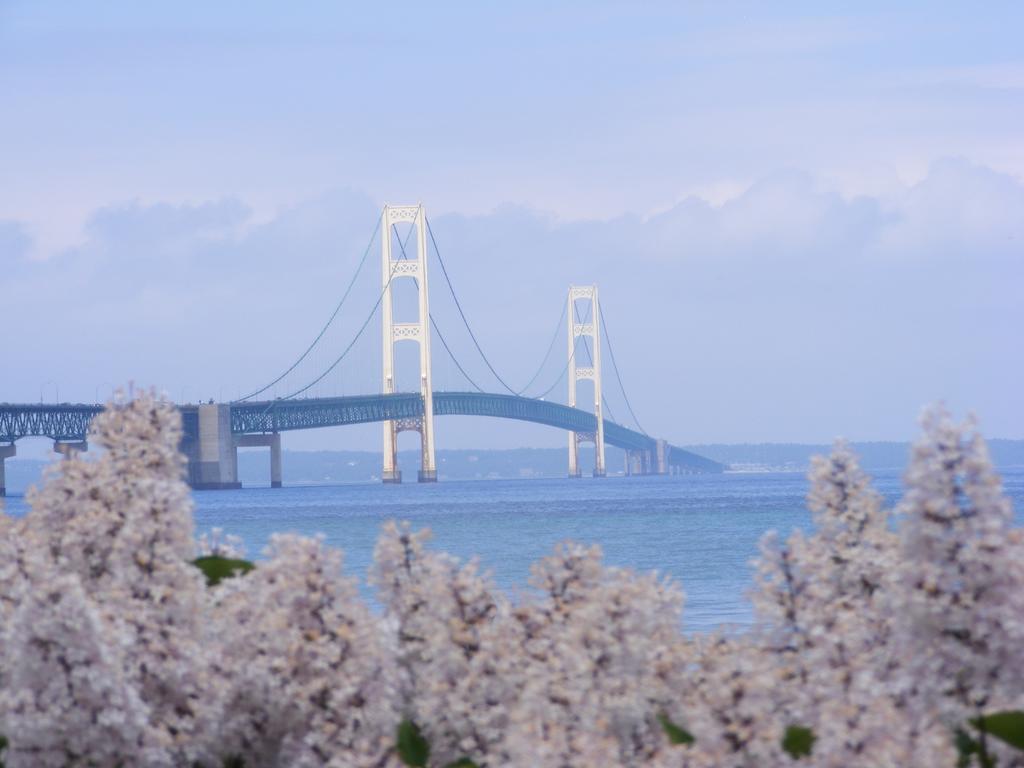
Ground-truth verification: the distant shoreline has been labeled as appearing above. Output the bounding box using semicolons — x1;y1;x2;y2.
5;439;1023;493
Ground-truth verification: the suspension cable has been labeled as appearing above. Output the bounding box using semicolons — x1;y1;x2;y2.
431;316;485;392
531;302;592;400
601;395;620;425
533;365;568;401
570;302;620;424
425;218;519;395
388;222;484;392
235;217;381;402
600;309;648;435
517;294;568;396
274;241;408;401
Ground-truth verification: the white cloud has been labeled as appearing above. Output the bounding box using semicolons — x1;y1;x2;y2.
3;160;1022;445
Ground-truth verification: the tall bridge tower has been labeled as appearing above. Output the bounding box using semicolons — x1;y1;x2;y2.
381;204;437;483
567;284;606;477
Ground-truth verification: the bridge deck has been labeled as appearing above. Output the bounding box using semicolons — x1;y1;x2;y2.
0;393;724;472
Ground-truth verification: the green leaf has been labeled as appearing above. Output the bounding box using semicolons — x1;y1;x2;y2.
782;725;815;759
954;728;979;768
396;719;430;767
192;556;255;587
443;760;480;768
658;713;695;745
973;710;1024;751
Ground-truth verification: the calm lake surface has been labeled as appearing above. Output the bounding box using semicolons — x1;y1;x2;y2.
5;467;1023;633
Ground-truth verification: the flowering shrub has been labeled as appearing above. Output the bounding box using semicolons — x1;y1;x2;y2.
0;393;1022;767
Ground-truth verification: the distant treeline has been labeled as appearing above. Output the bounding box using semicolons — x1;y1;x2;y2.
4;440;1022;493
234;446;629;485
689;439;1024;471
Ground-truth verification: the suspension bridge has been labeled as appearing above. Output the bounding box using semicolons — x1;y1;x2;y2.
0;204;723;495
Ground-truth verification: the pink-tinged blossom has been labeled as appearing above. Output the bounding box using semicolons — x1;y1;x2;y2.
196;526;247;558
0;394;1020;767
213;533;399;768
2;571;157;767
894;406;1024;726
748;443;957;767
503;541;688;767
652;633;788;768
371;521;511;767
10;393;221;765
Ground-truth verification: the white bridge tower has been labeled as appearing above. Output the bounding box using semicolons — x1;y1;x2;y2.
381;204;437;483
567;284;606;478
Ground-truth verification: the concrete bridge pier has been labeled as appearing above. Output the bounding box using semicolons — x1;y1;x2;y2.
625;450;639;476
189;404;241;490
627;449;655;476
236;433;282;488
655;439;668;475
0;444;14;497
54;440;88;459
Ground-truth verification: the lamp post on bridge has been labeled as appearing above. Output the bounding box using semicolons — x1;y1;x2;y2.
40;380;59;404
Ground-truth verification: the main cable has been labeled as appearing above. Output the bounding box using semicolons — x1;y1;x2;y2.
531;302;592;400
517;294;569;397
388;222;485;392
600;309;648;435
571;302;621;424
426;218;519;395
431;315;485;392
235;217;381;402
273;233;410;401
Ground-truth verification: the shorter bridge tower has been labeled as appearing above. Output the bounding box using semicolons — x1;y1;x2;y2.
381;203;437;483
567;284;606;478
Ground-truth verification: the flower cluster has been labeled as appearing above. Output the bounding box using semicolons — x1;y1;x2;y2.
0;395;1021;767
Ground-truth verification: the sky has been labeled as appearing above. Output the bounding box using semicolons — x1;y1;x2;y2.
1;1;1022;457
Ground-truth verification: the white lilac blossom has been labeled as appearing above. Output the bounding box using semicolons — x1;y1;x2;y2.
2;570;156;768
0;393;1021;767
894;406;1024;727
213;533;399;768
749;444;918;766
502;542;688;767
3;393;220;766
652;633;788;768
196;526;248;559
371;521;510;767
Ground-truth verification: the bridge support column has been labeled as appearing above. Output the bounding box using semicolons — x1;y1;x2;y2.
655;439;668;475
271;434;282;487
630;450;643;476
54;440;88;459
568;432;583;479
382;422;401;484
192;404;240;490
381;204;437;484
0;444;14;497
567;285;606;478
236;433;282;488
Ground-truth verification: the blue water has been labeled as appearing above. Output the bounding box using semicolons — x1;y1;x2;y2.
4;469;1023;633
